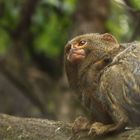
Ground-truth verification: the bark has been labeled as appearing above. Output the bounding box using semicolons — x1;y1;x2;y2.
0;113;140;140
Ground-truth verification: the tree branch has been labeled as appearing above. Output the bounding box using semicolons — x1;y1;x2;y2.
0;114;72;140
1;113;140;140
12;0;40;38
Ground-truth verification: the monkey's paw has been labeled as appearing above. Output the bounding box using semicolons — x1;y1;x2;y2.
72;116;90;134
88;122;111;136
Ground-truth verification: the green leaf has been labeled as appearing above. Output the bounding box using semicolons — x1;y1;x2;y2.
0;28;10;55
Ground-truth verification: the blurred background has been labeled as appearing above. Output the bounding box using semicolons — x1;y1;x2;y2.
0;0;140;122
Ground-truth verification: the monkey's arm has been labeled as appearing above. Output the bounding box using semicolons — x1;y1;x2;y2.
88;64;130;136
71;64;130;136
94;43;140;135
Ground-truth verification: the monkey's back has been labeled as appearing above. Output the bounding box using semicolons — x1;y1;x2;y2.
100;42;140;126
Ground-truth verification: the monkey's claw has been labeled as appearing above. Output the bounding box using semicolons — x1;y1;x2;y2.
88;122;109;136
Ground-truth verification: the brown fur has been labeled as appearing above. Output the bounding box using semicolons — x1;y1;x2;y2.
64;33;140;136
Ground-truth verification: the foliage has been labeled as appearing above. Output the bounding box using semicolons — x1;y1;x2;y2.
0;28;10;55
0;0;76;57
0;0;140;56
132;0;140;10
107;0;140;42
0;0;21;54
33;4;72;57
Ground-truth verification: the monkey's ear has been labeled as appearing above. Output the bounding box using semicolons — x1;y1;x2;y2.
101;33;118;44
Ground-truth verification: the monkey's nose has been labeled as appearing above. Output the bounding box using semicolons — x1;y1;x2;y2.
66;42;80;53
72;41;86;49
65;43;72;53
71;44;80;49
67;44;77;51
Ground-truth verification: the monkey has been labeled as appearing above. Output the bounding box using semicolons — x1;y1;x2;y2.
64;33;140;136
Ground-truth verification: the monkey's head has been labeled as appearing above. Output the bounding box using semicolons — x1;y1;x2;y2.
65;33;119;65
64;33;120;89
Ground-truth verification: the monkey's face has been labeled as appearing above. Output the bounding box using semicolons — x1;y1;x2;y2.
65;33;99;64
65;33;119;65
65;39;87;63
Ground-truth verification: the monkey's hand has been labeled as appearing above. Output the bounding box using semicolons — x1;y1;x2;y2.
72;116;90;134
72;105;128;137
70;116;91;140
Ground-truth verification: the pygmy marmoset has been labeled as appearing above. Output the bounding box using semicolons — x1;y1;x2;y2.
64;33;140;136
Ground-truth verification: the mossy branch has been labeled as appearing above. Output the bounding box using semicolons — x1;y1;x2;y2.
0;113;140;140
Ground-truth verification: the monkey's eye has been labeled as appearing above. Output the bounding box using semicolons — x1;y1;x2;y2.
78;40;87;46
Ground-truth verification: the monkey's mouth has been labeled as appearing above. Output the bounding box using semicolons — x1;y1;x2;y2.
67;49;85;63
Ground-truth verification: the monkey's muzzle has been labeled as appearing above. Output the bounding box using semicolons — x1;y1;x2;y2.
67;48;85;63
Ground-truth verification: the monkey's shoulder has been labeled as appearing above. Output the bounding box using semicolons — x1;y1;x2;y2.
113;42;140;63
100;42;140;87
